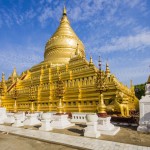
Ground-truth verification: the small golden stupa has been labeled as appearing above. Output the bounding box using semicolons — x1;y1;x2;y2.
0;7;139;116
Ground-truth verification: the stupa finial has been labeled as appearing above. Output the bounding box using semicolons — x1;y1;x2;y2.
63;5;67;15
105;61;110;75
12;67;17;77
98;56;102;71
89;56;93;65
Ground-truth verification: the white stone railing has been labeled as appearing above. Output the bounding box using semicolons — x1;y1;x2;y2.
71;113;89;123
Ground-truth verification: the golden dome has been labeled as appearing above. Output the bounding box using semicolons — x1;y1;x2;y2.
44;7;85;64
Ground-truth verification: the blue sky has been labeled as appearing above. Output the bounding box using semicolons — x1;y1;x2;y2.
0;0;150;86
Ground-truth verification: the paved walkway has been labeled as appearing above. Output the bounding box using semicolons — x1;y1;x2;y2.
0;125;149;150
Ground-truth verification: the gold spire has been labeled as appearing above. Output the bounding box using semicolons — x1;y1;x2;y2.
2;72;5;82
75;43;79;55
1;72;7;92
130;80;134;92
105;61;110;75
130;80;133;87
63;5;67;15
97;93;106;114
44;7;85;64
89;56;93;65
12;67;17;77
60;6;69;24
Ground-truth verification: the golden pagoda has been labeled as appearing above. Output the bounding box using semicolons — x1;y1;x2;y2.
0;7;139;116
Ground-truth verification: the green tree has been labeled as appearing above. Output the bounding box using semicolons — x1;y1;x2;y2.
134;83;145;100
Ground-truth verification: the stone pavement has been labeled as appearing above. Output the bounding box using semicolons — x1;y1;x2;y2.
0;125;149;150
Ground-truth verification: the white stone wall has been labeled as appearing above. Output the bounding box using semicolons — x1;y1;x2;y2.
139;96;150;124
137;82;150;133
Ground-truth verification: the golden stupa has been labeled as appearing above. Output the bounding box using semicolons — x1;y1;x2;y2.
0;7;139;116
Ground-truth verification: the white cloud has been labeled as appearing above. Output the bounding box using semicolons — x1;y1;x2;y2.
25;9;36;19
0;9;13;27
0;0;148;28
113;58;150;86
99;31;150;52
125;0;141;8
37;0;119;23
0;45;43;78
38;7;53;24
69;0;110;22
124;0;149;16
115;18;135;28
0;8;36;27
12;12;24;25
38;5;62;25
